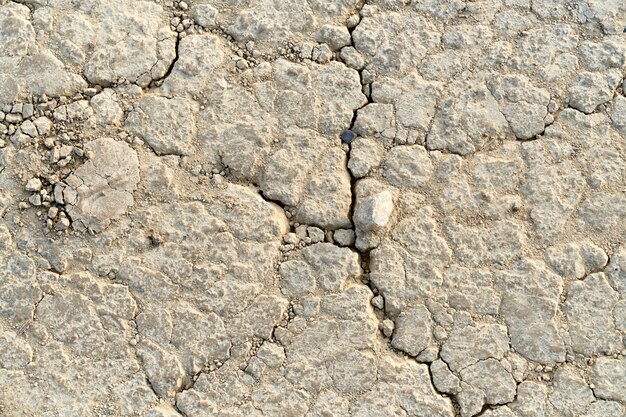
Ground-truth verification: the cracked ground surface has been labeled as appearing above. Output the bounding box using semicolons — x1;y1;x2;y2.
0;0;625;416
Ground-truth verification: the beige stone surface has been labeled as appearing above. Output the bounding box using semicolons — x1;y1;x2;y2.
0;0;625;416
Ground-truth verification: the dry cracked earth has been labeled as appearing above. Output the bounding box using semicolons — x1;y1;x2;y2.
0;0;625;416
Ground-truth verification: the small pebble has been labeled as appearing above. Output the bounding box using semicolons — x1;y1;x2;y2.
5;113;23;124
381;319;394;337
283;232;299;245
371;295;384;310
25;178;43;192
22;103;34;118
333;229;355;246
55;217;70;231
28;194;42;206
48;207;59;219
307;226;325;243
295;225;308;239
340;129;357;144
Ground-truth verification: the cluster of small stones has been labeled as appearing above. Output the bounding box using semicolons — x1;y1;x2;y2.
0;0;625;417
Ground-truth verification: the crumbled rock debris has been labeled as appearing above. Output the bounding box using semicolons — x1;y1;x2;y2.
0;1;625;416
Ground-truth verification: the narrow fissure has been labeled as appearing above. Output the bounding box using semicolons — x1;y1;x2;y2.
150;33;181;88
339;6;465;416
426;363;463;417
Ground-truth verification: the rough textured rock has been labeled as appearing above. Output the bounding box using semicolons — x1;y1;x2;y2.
590;358;626;402
549;366;595;417
496;261;565;363
441;323;510;372
125;96;198;156
65;138;140;233
1;0;625;415
564;273;622;355
459;359;517;406
390;304;432;356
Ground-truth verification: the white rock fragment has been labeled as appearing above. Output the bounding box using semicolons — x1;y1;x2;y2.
333;229;355;247
390;304;432;356
314;25;351;51
354;190;394;233
380;319;394;337
545;240;608;278
16;51;88;98
283;232;299;245
33;117;52;136
28;194;41;206
312;43;333;64
209;184;289;242
353;103;394;137
370;295;384;310
430;359;460;395
307;226;325;243
19;120;37;137
91;89;123;125
25;178;42;192
348;137;385;178
257;342;285;369
340;46;365;70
